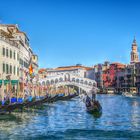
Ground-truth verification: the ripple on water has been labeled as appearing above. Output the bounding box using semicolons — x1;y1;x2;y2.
0;95;139;139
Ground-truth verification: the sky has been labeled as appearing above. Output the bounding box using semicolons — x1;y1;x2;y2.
0;0;140;68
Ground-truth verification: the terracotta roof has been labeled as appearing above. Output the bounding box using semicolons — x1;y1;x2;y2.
111;62;125;65
55;65;93;71
38;69;47;74
110;63;126;68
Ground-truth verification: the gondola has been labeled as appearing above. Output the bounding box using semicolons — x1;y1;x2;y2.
56;93;78;101
0;93;78;114
86;100;102;116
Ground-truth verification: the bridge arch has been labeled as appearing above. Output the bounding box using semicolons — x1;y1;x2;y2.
72;78;75;82
80;80;84;84
39;73;98;94
64;73;70;81
51;79;55;84
59;77;63;82
42;81;45;86
84;81;88;85
55;78;59;84
46;80;50;85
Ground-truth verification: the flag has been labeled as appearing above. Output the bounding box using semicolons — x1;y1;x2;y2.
29;64;33;75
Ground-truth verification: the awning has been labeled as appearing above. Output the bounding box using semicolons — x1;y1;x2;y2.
0;80;18;85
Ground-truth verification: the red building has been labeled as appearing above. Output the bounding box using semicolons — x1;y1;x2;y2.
102;63;125;89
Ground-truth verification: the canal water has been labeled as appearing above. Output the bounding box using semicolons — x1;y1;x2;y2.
0;94;140;140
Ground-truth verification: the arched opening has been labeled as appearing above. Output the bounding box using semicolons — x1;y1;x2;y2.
72;78;75;82
84;81;88;85
55;78;58;83
59;77;63;82
76;79;79;83
46;80;50;85
65;73;70;81
89;82;92;86
80;80;83;84
51;79;54;84
42;81;45;86
93;82;96;87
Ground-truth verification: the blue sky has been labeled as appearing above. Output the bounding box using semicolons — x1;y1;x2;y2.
0;0;140;68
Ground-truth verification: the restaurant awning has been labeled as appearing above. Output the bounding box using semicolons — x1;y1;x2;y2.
0;80;18;85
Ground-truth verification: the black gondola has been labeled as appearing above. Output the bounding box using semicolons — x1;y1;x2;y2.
0;93;78;114
58;93;78;101
86;100;102;115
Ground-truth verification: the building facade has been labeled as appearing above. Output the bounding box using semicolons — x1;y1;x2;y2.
135;62;140;93
93;61;110;89
0;24;38;87
93;37;139;94
39;65;95;80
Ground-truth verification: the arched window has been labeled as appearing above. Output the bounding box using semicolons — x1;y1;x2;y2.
89;82;92;86
51;80;54;84
42;81;45;86
55;79;58;83
59;77;63;82
46;80;50;85
93;82;96;87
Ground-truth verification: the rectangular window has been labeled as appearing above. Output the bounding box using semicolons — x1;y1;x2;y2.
3;63;5;73
14;66;16;75
10;50;12;58
2;48;5;56
24;61;26;67
17;67;19;76
6;49;8;57
6;64;9;74
14;51;16;59
20;59;23;65
17;53;19;61
10;65;12;74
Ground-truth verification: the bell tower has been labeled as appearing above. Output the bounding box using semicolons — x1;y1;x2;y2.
131;37;139;63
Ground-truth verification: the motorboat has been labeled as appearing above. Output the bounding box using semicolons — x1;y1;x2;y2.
122;92;134;97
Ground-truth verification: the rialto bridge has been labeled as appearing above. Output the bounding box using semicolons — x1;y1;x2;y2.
39;73;98;93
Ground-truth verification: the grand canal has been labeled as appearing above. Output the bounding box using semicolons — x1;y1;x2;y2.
0;94;140;139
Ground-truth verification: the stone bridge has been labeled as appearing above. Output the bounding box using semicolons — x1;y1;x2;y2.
39;73;98;93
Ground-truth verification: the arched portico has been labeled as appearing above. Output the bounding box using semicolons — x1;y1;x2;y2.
39;73;98;94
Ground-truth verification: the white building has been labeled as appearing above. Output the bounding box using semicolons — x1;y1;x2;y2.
0;24;38;86
45;65;94;80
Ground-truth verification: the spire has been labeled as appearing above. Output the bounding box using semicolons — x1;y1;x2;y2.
133;36;136;44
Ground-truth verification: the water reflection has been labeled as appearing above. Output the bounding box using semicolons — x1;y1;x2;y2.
0;95;139;139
